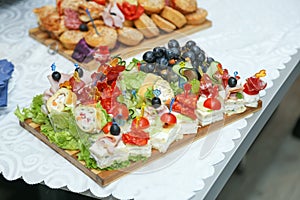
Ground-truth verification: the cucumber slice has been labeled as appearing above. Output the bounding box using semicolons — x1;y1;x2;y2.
126;62;136;71
172;61;193;81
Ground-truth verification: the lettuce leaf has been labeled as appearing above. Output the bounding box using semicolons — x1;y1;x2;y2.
14;94;47;123
77;143;98;169
118;70;146;91
15;94;80;150
100;160;131;171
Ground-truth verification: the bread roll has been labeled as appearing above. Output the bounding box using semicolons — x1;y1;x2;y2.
138;0;165;14
134;13;160;38
59;30;86;50
78;1;105;22
186;8;208;25
117;27;144;46
84;26;118;49
160;6;187;28
171;0;197;14
123;20;134;27
87;20;104;29
151;14;176;33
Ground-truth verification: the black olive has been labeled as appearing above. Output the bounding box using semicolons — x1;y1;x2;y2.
152;97;161;108
75;67;84;78
228;77;237;87
110;122;121;136
79;23;88;32
52;71;61;82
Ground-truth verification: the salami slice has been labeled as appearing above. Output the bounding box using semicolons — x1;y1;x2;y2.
64;8;81;30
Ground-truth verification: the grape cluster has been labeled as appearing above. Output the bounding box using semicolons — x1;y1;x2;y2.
140;39;215;82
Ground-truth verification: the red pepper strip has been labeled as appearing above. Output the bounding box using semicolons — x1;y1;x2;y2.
93;0;106;6
117;2;144;20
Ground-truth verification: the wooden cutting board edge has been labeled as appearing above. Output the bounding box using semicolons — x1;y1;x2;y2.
19;100;261;186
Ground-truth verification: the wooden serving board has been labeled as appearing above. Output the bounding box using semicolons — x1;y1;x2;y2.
29;20;212;71
19;100;261;187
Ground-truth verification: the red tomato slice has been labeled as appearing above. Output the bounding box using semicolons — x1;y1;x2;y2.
160;113;177;125
102;122;112;134
131;117;150;130
122;130;149;146
203;98;222;110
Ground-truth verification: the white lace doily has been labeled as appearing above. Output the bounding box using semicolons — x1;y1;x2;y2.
0;0;300;199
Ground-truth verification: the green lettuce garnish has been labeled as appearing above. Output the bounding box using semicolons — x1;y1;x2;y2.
118;70;147;91
236;92;244;99
144;87;154;100
96;102;112;128
100;160;131;171
129;155;147;162
15;94;80;150
41;121;79;150
77;143;99;169
15;94;47;123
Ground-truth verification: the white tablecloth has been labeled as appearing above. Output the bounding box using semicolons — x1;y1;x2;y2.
0;0;300;199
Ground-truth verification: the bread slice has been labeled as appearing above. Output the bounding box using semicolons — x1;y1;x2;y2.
87;20;104;29
138;0;165;14
84;26;118;49
160;6;187;28
134;13;160;38
171;0;197;14
151;13;176;33
117;27;144;46
78;1;104;22
59;30;86;49
123;20;134;27
186;8;208;25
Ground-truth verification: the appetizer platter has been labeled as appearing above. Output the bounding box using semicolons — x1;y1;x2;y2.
16;39;267;186
29;0;211;70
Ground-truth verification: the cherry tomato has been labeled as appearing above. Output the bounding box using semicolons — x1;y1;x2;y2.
131;117;150;130
160;113;177;125
102;122;112;134
203;98;222;110
122;130;149;146
93;0;106;6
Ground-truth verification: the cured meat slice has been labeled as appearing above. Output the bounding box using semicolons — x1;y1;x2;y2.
64;8;82;30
